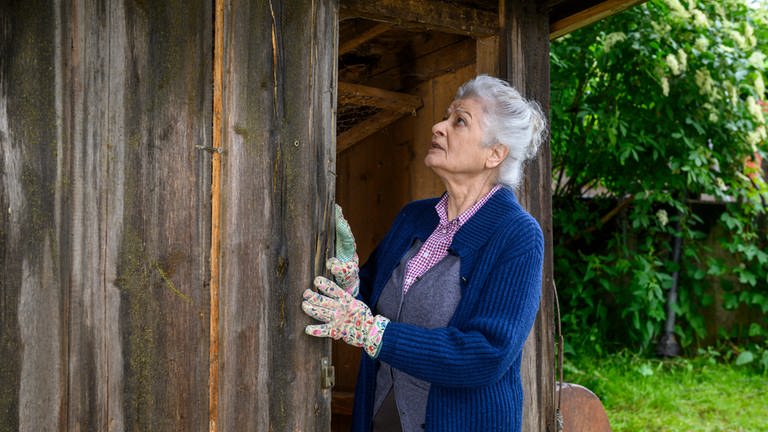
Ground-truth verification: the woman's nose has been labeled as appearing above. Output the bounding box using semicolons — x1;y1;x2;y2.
432;119;446;136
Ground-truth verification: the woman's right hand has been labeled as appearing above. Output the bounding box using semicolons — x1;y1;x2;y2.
327;204;359;296
302;276;388;358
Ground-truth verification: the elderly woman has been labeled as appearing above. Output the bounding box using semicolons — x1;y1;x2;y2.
302;75;546;432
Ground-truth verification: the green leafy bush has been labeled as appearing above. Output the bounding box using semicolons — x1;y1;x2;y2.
551;0;768;355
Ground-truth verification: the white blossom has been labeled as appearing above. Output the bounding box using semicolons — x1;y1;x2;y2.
677;49;688;73
666;53;681;75
755;73;765;100
746;126;767;147
714;3;725;17
747;96;765;124
694;37;710;52
695;69;714;97
661;76;670;96
744;24;756;48
725;82;739;107
731;31;747;50
604;32;627;52
691;9;709;28
748;51;766;70
651;21;672;35
715;177;727;191
703;103;719;123
665;0;690;19
656;209;669;227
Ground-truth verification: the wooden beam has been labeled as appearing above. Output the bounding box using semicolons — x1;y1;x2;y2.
340;0;498;37
338;82;423;114
364;37;476;91
339;23;391;55
501;1;554;431
550;0;646;39
337;110;410;153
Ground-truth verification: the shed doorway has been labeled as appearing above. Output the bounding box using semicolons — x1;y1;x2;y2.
331;13;503;430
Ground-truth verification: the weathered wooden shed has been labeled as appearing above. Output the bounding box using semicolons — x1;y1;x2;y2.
0;1;641;431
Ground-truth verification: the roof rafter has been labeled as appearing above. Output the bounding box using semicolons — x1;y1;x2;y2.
549;0;647;39
340;0;498;37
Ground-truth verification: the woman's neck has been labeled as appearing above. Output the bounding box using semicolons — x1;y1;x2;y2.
443;175;496;220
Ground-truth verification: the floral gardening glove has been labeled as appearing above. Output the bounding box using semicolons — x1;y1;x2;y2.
326;204;360;296
302;276;389;358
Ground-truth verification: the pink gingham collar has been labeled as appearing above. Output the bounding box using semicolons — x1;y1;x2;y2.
435;184;502;230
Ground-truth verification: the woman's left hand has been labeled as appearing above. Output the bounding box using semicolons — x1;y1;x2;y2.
302;276;389;358
328;204;360;296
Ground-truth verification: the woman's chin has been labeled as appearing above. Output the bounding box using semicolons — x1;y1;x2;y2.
424;151;442;168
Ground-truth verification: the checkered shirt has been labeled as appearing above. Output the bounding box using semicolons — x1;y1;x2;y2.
402;184;502;294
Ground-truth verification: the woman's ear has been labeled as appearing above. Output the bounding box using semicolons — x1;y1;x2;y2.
485;144;509;169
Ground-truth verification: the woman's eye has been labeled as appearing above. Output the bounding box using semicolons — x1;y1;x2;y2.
455;117;466;126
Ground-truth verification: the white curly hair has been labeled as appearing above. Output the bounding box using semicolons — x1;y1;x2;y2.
454;75;547;189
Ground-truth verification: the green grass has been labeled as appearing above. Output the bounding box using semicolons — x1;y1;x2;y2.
563;351;768;431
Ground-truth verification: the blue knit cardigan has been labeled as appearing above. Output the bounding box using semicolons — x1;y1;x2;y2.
351;187;544;432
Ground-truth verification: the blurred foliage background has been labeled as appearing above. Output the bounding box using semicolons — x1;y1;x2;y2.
550;0;768;367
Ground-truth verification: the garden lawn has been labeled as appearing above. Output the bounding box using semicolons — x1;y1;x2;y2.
563;352;768;431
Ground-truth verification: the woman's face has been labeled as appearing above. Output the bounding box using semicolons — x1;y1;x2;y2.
425;97;493;179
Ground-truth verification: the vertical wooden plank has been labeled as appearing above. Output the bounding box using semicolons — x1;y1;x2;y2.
59;0;209;428
217;0;337;430
61;0;213;429
210;0;224;430
476;36;500;76
500;1;555;431
62;2;131;427
2;0;212;430
116;1;212;431
0;2;63;431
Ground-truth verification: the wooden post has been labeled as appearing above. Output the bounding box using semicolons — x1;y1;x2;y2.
500;1;555;431
1;1;212;430
215;0;338;430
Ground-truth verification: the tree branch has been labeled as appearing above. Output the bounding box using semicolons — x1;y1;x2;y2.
564;194;636;245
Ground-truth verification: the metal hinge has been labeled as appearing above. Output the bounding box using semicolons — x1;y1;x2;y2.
320;357;335;389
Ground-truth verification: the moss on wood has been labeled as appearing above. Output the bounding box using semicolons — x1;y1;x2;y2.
117;231;160;432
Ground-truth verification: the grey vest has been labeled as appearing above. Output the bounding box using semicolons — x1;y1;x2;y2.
372;241;463;432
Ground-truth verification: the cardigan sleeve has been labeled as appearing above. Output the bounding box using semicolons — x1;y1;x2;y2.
375;219;544;388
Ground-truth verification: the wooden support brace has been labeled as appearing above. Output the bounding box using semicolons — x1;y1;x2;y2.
339;23;391;55
338;82;423;114
337;110;411;153
336;83;423;153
